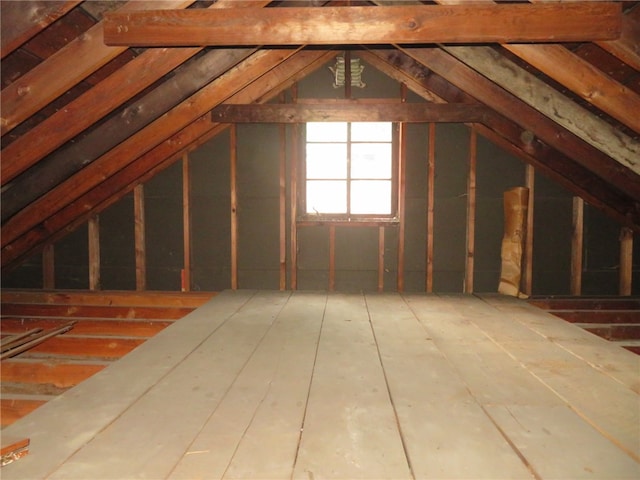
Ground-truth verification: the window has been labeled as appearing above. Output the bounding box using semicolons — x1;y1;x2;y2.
303;121;396;221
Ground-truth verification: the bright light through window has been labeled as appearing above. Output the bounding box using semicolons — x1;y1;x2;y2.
305;122;394;217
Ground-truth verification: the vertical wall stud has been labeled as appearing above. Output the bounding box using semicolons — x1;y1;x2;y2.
570;196;584;296
230;124;239;290
290;85;299;290
134;184;146;291
378;226;385;293
523;164;535;296
397;85;407;292
88;215;100;291
279;119;287;290
426;122;436;293
42;244;55;289
329;225;336;291
182;154;191;292
465;128;477;293
619;227;633;296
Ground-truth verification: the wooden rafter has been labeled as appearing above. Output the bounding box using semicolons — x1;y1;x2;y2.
103;3;622;46
360;48;640;231
0;0;194;136
0;1;81;59
1;50;336;270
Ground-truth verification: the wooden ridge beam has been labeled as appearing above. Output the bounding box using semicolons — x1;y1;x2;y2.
598;9;640;71
211;102;489;123
103;3;622;46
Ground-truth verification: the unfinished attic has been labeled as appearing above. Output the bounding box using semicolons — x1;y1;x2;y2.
1;1;639;478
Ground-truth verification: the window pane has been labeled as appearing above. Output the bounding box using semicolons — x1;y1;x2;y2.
351;180;392;214
351;143;392;179
307;180;347;214
306;144;347;179
307;122;348;142
351;122;392;141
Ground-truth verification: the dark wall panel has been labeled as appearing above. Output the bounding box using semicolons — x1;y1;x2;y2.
99;192;135;290
55;224;89;289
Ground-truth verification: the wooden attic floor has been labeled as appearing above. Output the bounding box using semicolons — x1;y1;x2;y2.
1;290;639;479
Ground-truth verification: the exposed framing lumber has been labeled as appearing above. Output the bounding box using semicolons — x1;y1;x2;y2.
88;216;100;291
398;47;640;205
501;43;640;135
523;165;534;297
465;128;477;294
279;120;287;291
0;1;81;59
396;120;407;293
1;49;334;271
1;48;299;253
570;197;584;296
0;0;193;136
1;47;258;223
364;47;640;230
230;125;238;290
103;3;622;46
619;228;633;296
211;103;488;124
329;225;336;291
378;226;385;293
442;45;640;176
598;9;640;71
182;154;191;292
426;123;435;293
134;184;146;291
0;0;274;186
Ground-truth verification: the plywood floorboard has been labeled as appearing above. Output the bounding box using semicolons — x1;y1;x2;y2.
1;291;638;479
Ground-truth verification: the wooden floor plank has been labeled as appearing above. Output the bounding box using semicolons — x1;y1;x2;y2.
366;293;534;479
46;291;291;480
1;303;193;319
486;405;640;479
292;293;411;480
0;359;107;388
452;295;640;461
481;294;640;391
0;290;256;480
1;317;171;337
169;292;325;480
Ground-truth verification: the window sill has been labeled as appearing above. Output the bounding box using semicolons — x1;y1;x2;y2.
297;216;400;227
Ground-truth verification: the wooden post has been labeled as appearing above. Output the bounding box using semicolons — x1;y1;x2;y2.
426;123;435;293
290;85;299;290
619;227;633;296
570;196;584;296
134;184;146;291
378;226;385;293
182;154;191;292
397;85;407;292
465;128;477;293
523;164;535;296
279;120;287;291
329;225;336;291
230;125;238;290
88;216;100;291
42;244;55;289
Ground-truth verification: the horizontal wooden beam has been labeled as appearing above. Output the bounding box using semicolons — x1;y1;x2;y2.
103;3;622;46
211;103;489;123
